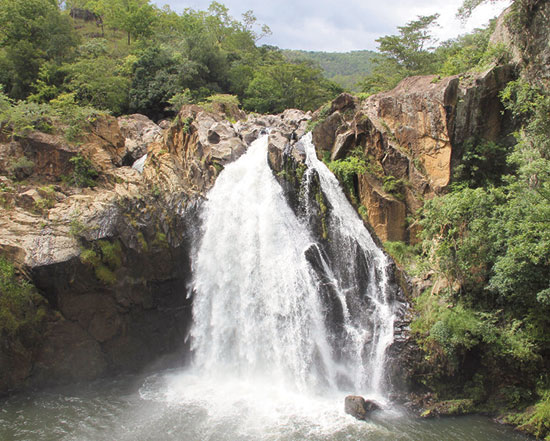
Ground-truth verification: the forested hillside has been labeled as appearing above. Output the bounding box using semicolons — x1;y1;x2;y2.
283;50;376;91
0;0;342;121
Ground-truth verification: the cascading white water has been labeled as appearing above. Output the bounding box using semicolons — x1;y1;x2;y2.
189;132;398;399
190;133;336;392
302;132;397;395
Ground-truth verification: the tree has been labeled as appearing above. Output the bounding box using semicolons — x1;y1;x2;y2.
457;0;504;19
86;0;158;45
0;0;78;99
360;14;440;94
244;59;342;114
128;46;199;118
377;14;440;73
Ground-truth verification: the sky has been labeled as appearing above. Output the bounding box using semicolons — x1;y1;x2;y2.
152;0;513;52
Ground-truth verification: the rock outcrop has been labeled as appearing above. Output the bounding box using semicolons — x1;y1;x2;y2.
490;0;550;85
310;66;516;243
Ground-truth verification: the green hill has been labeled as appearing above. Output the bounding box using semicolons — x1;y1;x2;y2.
282;50;377;92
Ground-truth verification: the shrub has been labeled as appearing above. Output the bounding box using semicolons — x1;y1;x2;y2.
8;156;35;180
80;240;123;285
69;154;98;188
0;256;46;337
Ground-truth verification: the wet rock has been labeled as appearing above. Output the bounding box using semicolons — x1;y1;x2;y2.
344;395;381;420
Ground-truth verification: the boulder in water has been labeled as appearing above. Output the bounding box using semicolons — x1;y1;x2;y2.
344;395;381;420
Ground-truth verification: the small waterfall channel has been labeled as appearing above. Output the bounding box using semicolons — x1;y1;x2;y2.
189;132;399;398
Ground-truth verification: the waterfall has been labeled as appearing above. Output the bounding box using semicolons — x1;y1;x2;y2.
190;133;398;398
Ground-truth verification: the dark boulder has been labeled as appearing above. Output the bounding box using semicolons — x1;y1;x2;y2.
344;395;381;420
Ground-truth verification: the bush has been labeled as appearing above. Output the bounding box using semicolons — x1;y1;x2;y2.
328;148;367;202
80;240;123;285
384;240;420;270
0;256;46;338
68;154;98;188
9;156;35;180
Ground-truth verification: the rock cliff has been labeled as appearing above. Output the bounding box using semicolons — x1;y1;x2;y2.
308;65;516;244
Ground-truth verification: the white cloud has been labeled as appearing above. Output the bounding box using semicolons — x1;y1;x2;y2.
154;0;512;52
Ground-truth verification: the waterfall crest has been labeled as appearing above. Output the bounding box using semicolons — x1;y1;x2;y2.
190;133;398;397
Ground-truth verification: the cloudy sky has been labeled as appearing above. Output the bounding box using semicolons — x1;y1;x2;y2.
152;0;512;52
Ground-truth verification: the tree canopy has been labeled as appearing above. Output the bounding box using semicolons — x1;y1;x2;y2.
0;0;341;118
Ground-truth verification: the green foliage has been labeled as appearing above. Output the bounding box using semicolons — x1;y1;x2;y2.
382;175;405;199
359;14;509;95
80;239;122;285
0;92;55;137
63;54;129;114
453;138;512;187
414;78;550;408
360;14;440;94
0;88;106;142
153;231;168;248
0;255;46;337
306;102;331;132
51;95;106;142
0;1;345;118
358;205;368;222
315;189;329;240
69;154;99;187
98;239;122;268
0;0;79;99
328;149;367;194
136;231;148;252
8;155;35;179
384;241;420;270
244;60;342;114
167;88;192;113
69;217;88;237
33;185;57;214
283;50;377;92
457;0;503;20
505;393;550;440
199;93;241;117
435;22;503;76
420;187;502;294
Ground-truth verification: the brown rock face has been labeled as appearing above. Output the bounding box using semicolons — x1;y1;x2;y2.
359;175;407;243
147;105;247;197
118;114;162;165
310;66;515;244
